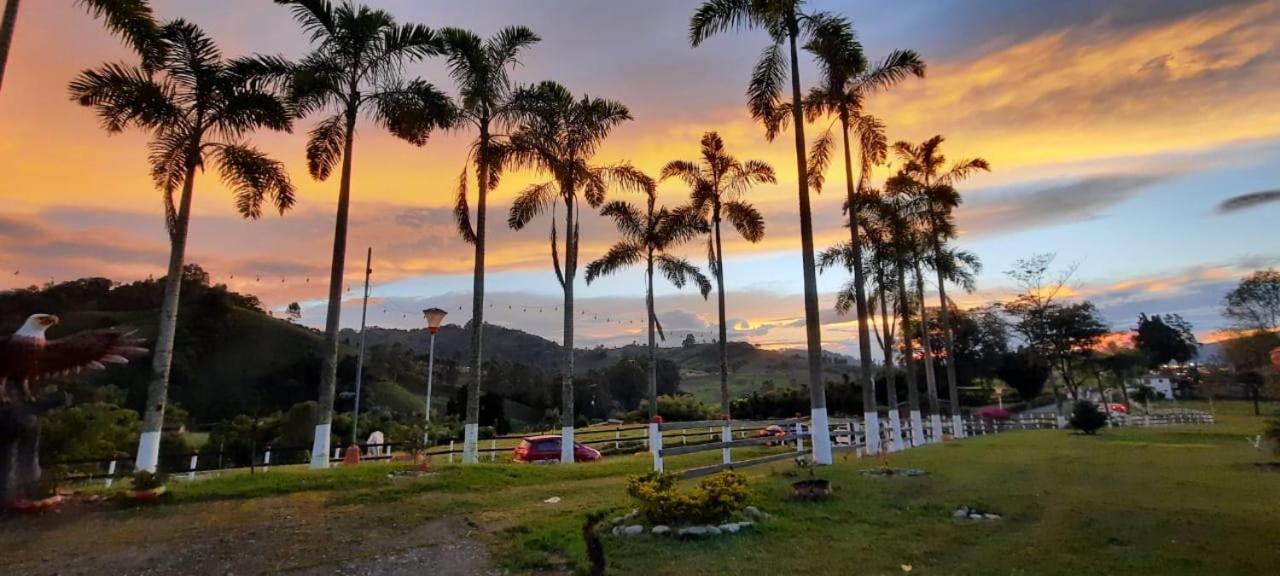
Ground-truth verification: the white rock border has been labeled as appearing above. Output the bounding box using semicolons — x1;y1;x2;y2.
606;508;767;539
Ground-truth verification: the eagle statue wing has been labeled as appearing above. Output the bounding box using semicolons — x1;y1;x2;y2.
34;329;148;379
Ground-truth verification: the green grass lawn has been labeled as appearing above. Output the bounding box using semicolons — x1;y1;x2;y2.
12;401;1278;575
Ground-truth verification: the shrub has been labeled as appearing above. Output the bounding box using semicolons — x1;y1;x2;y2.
1265;413;1280;458
1069;400;1108;435
626;471;750;525
130;470;167;491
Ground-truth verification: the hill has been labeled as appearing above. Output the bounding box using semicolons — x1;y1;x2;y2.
344;324;861;404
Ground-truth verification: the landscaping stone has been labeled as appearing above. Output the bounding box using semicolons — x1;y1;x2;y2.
623;525;644;537
969;513;984;520
678;526;709;538
611;516;625;526
744;506;771;520
611;526;623;536
651;526;671;536
952;508;970;519
718;523;740;534
984;514;1000;520
705;525;723;536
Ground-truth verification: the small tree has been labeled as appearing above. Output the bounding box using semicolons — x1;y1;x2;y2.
285;302;302;322
1134;313;1198;368
1069;400;1107;435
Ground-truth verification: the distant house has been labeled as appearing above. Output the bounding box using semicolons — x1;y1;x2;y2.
1138;375;1176;399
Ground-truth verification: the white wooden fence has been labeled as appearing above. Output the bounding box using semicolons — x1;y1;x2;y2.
649;408;1216;479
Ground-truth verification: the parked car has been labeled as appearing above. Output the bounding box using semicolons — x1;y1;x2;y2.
756;424;788;446
513;435;603;463
978;407;1011;421
1106;403;1129;414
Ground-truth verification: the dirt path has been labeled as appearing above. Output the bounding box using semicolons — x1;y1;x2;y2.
0;495;504;575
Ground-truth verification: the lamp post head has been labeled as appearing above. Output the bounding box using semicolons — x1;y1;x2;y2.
423;308;448;334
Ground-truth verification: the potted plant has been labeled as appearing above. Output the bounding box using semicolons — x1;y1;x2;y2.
126;470;168;501
790;456;831;501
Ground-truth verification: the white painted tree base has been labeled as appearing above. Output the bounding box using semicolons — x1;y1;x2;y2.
649;422;662;471
864;411;881;455
953;415;965;439
888;411;904;452
310;424;331;469
135;431;161;473
910;411;925;447
560;426;575;463
811;408;832;465
462;423;479;464
930;414;944;443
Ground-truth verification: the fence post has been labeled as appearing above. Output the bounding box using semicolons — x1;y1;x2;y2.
491;438;497;462
650;417;663;472
263;447;272;472
794;421;805;454
105;459;117;488
188;453;199;480
682;429;687;445
721;420;732;466
614;429;620;450
449;440;455;464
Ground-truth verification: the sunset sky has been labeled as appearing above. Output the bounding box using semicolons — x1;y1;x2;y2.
2;0;1278;356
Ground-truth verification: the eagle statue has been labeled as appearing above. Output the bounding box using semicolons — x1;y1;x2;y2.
0;314;147;402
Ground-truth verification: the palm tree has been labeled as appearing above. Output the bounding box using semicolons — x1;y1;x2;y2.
660;132;772;421
506;81;645;463
870;192;928;446
439;25;540;464
586;177;711;419
802;12;923;454
889;136;989;437
70;19;296;472
690;0;834;464
262;0;455;468
2;0;158;95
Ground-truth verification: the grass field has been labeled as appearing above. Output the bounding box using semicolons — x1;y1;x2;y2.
4;401;1276;575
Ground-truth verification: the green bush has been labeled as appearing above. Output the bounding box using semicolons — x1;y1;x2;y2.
130;470;166;491
1069;400;1108;435
625;471;750;525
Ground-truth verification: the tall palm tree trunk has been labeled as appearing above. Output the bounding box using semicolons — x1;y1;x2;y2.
136;154;197;473
896;266;924;446
788;24;831;465
934;268;964;437
560;198;576;464
0;0;19;95
714;212;730;420
646;249;657;419
878;282;903;451
839;108;877;455
463;131;489;464
311;108;358;470
914;265;943;442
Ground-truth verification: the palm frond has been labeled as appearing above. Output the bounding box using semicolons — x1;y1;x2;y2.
656;254;712;298
454;166;477;244
859;49;926;92
371;79;457;146
748;41;787;141
584;241;643;283
304;114;346;180
599;200;645;240
722;200;764;242
68;62;179;133
76;0;162;68
508;181;557;230
273;0;336;43
689;0;754;46
807;128;835;194
214;143;296;219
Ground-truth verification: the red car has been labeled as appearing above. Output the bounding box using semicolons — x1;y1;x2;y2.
1106;403;1129;414
756;425;788;445
513;435;603;463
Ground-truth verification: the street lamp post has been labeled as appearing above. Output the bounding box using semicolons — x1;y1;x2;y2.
422;308;447;448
